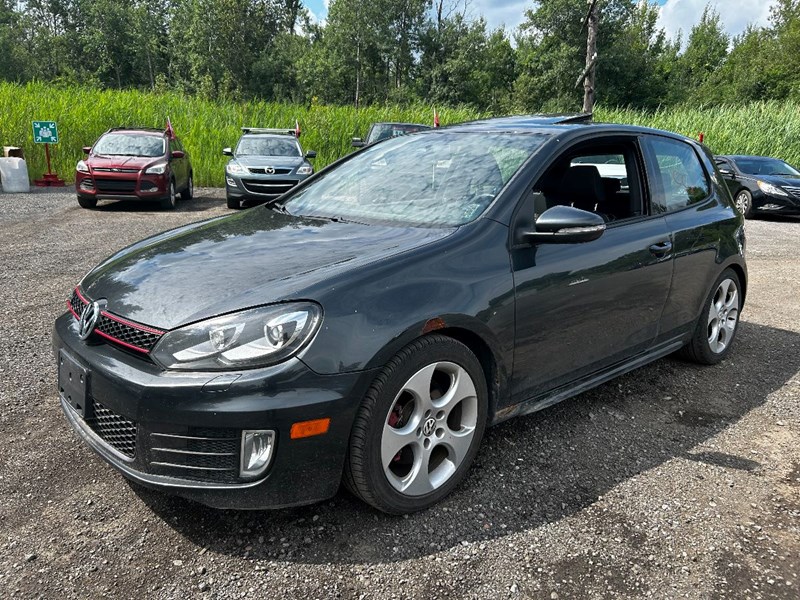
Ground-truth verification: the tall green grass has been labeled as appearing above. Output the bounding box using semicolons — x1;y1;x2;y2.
598;102;800;166
0;82;484;187
2;82;800;186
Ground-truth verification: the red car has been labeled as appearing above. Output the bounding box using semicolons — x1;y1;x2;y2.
76;127;193;210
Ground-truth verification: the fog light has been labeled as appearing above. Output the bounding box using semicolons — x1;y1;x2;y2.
226;177;237;187
240;430;275;479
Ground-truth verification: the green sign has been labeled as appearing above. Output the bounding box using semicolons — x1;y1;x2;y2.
33;121;58;144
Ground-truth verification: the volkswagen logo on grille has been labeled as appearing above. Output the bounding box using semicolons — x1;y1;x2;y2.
265;166;275;175
78;299;106;340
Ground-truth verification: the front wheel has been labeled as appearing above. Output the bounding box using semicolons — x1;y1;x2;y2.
181;173;193;201
735;189;753;218
77;196;97;209
226;195;240;210
679;268;742;364
160;180;177;210
344;335;487;514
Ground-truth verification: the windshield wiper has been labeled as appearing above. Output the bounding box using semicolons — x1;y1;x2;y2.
301;214;368;225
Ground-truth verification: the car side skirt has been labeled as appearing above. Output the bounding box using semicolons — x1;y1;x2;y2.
492;335;687;425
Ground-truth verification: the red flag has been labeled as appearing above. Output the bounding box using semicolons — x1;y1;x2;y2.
166;117;176;140
433;108;440;128
295;119;301;138
698;132;705;143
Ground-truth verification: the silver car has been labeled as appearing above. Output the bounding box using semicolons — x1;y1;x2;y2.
224;128;316;209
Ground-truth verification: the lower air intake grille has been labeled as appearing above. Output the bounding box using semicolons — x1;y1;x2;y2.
87;401;137;459
147;428;241;484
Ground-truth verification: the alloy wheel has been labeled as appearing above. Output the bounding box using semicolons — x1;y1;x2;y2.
735;191;750;215
381;361;478;496
707;278;739;353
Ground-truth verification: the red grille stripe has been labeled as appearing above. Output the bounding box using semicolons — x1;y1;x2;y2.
67;299;79;319
75;287;89;304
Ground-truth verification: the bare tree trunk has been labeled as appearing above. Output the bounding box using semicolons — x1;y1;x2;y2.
355;41;361;108
582;0;599;113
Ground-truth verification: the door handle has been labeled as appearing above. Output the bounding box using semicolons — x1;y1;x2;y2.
649;240;673;258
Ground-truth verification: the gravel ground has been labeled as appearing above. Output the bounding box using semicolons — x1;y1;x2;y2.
0;188;798;599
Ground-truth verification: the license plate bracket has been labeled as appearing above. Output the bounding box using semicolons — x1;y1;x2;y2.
58;350;89;418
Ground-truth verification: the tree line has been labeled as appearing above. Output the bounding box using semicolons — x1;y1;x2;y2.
1;0;799;113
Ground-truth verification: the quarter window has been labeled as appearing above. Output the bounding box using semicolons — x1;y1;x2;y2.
648;137;710;213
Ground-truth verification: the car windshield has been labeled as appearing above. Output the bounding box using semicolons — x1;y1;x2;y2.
733;157;800;176
366;124;430;144
236;136;300;157
283;132;549;227
94;134;165;157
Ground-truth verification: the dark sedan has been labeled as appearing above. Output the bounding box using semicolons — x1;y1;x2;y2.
55;117;746;514
715;154;800;217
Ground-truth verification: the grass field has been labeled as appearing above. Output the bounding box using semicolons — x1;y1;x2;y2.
2;82;800;187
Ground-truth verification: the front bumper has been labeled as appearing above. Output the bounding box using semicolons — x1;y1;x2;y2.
76;170;170;202
752;190;800;214
225;172;309;201
53;313;375;509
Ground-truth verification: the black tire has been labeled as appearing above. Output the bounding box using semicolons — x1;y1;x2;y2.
344;334;488;514
160;180;177;210
226;195;240;210
678;268;743;365
734;189;753;218
181;173;193;201
77;196;97;209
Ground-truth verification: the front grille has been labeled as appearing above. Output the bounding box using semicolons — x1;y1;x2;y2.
68;288;164;354
93;168;139;174
241;179;298;196
86;401;137;459
94;178;137;193
782;185;800;198
147;428;241;483
248;167;292;175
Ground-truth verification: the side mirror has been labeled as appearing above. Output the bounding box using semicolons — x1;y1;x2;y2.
82;146;92;154
171;150;185;159
222;147;233;156
522;205;606;244
305;150;317;159
351;138;365;148
718;168;734;178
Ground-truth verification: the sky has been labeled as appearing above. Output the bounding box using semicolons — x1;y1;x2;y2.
303;0;776;42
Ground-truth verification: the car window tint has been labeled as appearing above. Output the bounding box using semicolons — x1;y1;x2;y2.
284;132;548;227
648;138;710;213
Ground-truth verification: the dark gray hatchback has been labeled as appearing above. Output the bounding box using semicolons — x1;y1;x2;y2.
55;116;746;514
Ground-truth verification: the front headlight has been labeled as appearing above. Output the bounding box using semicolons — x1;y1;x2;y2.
76;160;89;173
296;165;313;175
227;161;246;174
757;180;788;197
145;162;168;175
151;302;322;370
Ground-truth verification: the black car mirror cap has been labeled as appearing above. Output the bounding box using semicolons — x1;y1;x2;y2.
351;138;365;148
305;150;317;159
222;147;233;156
82;146;92;154
524;205;606;244
719;168;735;178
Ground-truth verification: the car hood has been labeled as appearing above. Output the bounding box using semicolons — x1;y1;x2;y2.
87;155;162;170
232;156;305;168
80;208;454;330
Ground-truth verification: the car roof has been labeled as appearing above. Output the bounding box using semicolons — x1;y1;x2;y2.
105;127;166;137
371;122;431;128
717;154;780;160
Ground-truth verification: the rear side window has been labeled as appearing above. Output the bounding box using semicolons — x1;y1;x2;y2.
647;137;710;213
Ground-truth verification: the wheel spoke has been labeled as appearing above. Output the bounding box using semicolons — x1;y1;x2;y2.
381;424;417;468
402;363;437;409
434;365;477;414
724;288;738;311
400;451;434;496
439;427;475;467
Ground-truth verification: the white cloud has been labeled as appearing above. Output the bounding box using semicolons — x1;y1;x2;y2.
470;0;530;32
657;0;774;45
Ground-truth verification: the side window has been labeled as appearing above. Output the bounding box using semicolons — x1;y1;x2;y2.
532;141;644;223
647;137;710;213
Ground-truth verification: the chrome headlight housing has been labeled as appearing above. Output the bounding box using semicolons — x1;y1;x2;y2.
757;180;788;197
227;161;246;174
76;160;90;173
296;165;313;175
151;302;322;370
145;162;168;175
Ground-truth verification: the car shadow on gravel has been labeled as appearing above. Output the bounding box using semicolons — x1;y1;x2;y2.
90;195;226;214
130;320;800;566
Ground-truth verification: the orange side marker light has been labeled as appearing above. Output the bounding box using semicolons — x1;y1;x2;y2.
290;418;331;439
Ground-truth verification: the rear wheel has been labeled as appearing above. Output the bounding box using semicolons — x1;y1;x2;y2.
734;189;753;218
344;335;487;514
77;196;97;209
160;180;177;210
226;195;240;210
679;268;742;364
181;173;193;201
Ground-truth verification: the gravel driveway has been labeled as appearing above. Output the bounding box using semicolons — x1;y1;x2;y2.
1;188;798;599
